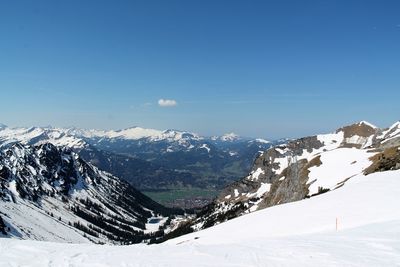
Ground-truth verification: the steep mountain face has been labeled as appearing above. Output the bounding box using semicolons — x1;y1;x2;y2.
181;121;400;231
0;126;273;207
0;142;182;244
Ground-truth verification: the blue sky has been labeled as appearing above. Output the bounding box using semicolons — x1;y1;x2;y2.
0;0;399;139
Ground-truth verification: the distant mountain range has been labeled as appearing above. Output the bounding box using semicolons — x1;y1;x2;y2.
0;125;276;207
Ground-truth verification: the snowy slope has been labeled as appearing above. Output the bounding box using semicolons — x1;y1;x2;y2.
1;169;399;266
212;132;241;142
0;127;87;149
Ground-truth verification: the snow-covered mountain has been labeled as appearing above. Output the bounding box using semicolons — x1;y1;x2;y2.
0;126;88;149
0;125;198;148
0;125;270;155
0;142;182;244
171;121;400;231
1;167;399;266
211;132;241;142
0;125;274;197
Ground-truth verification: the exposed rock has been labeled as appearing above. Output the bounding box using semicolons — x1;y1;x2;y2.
339;121;379;148
0;215;6;235
364;146;400;174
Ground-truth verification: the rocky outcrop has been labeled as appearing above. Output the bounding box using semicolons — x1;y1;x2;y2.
186;121;400;230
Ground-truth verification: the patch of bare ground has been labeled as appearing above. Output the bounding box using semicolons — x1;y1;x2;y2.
338;123;378;148
364;146;400;175
338;123;377;138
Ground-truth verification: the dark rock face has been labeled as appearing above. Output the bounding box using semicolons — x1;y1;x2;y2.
0;215;6;235
286;136;324;156
0;143;82;201
338;122;379;148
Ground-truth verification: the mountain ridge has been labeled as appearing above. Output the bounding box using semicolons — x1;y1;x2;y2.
0;142;183;244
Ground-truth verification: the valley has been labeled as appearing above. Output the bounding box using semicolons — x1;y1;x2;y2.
0;125;273;208
142;188;218;209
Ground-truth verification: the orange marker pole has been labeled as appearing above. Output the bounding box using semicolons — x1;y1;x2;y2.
336;217;338;232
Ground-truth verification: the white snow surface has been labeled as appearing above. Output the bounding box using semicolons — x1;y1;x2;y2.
255;138;270;144
0;127;87;149
233;189;239;197
199;143;211;153
379;121;400;143
1;169;400;266
254;182;271;198
316;131;344;151
307;148;374;195
0;199;90;243
271;131;345;176
248;167;264;181
358;120;377;129
219;132;240;141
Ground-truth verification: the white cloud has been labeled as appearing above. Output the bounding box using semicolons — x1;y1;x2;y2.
158;99;177;107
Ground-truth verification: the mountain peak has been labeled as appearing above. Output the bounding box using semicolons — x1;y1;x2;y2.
121;126;140;131
255;138;270;144
220;133;240;141
358;120;377;129
388;121;400;130
336;121;378;137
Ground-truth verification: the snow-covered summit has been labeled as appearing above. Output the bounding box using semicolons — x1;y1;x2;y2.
219;132;240;142
0;126;87;149
357;120;377;129
69;126;203;143
378;121;400;142
254;138;270;144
